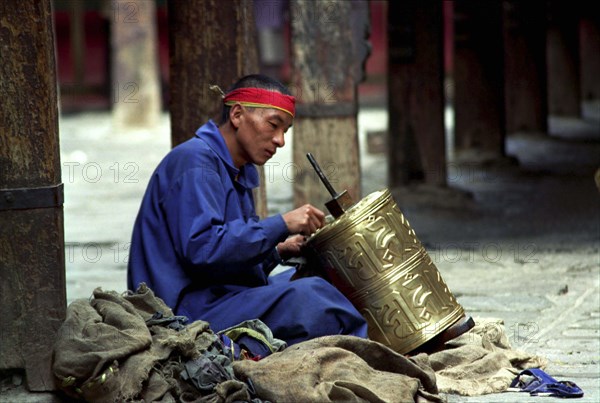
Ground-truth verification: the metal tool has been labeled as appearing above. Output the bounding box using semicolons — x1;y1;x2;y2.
306;153;354;218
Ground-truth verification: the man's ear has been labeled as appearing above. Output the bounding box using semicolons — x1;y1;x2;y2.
229;103;243;129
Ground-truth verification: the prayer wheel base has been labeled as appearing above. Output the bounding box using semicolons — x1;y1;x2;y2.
408;315;475;355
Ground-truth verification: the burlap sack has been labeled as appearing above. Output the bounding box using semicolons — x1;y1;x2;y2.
233;335;444;403
429;318;547;396
52;286;214;402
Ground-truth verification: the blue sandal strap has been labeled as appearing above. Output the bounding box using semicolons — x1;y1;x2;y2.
510;368;556;392
531;381;584;398
510;369;584;398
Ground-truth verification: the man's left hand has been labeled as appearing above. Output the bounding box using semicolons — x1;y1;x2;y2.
276;234;307;260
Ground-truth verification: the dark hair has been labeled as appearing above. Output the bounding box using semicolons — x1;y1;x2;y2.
219;74;291;124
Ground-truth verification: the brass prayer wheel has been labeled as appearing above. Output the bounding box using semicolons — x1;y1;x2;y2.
307;189;467;354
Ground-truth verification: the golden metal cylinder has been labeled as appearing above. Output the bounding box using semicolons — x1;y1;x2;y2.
307;189;465;354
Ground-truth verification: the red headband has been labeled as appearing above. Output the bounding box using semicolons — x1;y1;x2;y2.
223;88;295;118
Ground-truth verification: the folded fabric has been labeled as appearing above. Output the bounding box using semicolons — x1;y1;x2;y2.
218;319;287;359
509;368;584;398
145;311;188;330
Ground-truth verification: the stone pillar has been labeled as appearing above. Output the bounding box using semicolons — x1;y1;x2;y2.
0;0;66;391
388;1;446;186
291;0;370;209
168;0;268;217
112;0;162;128
454;0;506;156
547;0;581;117
503;0;548;133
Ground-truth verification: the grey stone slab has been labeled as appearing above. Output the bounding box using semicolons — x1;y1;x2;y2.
0;387;61;403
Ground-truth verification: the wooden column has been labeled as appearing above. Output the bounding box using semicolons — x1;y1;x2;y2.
0;0;66;391
580;6;600;102
291;0;369;208
547;0;581;117
503;0;548;133
388;1;446;186
168;0;268;217
69;0;85;88
454;0;506;155
112;0;161;128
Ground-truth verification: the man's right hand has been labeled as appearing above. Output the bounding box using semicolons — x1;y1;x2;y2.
282;204;326;236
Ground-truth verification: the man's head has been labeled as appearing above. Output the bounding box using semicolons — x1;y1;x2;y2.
219;74;294;124
218;74;295;168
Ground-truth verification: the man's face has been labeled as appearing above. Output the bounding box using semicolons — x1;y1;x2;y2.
235;106;293;166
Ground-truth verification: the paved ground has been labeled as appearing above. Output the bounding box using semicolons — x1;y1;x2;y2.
1;105;599;401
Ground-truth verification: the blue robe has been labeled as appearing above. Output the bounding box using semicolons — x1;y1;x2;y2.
127;120;367;345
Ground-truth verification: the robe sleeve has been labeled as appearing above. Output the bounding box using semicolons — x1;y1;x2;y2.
160;166;289;272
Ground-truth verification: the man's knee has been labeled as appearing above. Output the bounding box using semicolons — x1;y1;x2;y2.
287;276;338;299
285;276;361;318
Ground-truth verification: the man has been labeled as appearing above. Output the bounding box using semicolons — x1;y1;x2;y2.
128;74;367;345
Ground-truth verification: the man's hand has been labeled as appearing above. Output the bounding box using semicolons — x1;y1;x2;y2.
282;204;326;235
276;234;306;260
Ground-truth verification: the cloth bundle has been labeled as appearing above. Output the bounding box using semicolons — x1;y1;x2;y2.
52;284;277;402
52;285;546;403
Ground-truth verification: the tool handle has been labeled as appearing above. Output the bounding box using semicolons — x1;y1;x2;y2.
306;153;337;198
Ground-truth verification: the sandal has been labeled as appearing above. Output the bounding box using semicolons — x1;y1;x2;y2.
508;368;584;398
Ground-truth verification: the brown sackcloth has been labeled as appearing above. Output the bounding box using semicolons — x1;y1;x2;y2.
233;319;546;402
233;335;443;403
429;318;547;396
52;285;219;402
234;320;546;402
53;283;544;402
